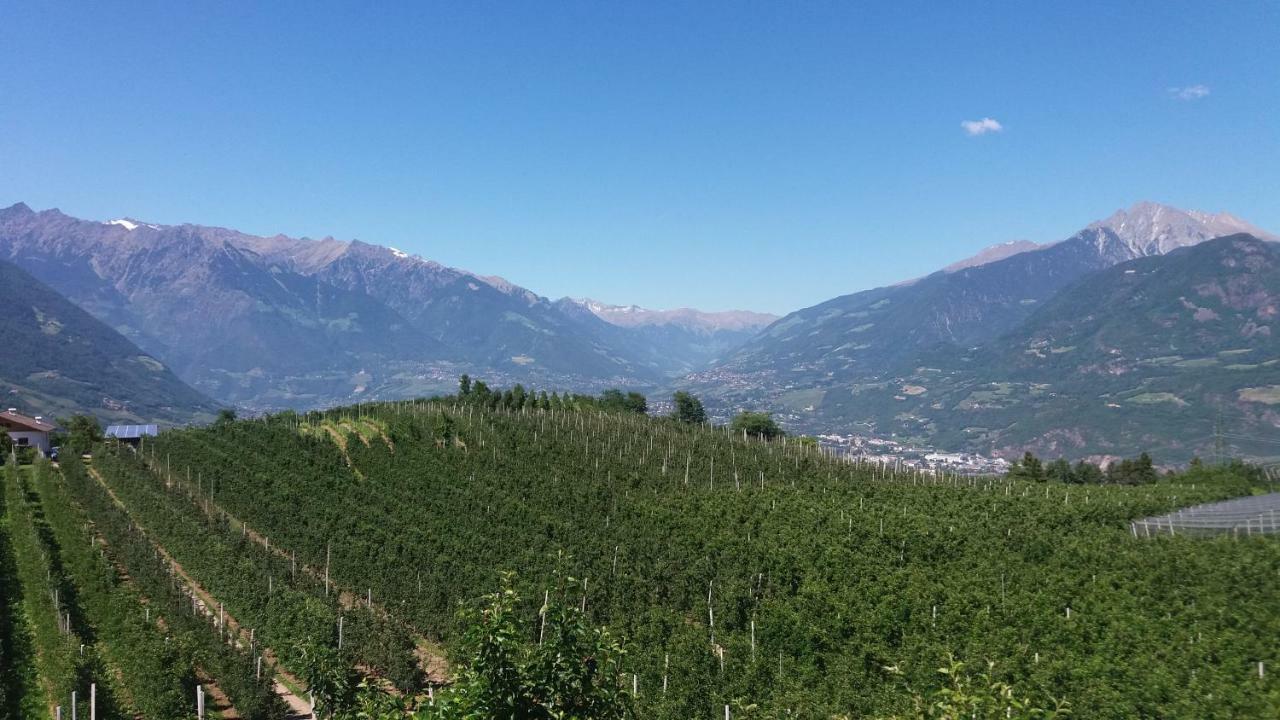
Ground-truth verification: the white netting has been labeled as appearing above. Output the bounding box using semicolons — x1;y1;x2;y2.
1133;492;1280;537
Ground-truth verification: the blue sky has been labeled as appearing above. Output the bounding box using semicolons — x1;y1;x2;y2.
2;1;1277;314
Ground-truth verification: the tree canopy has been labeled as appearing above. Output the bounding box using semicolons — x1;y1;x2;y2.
60;414;102;454
671;392;706;425
730;411;784;439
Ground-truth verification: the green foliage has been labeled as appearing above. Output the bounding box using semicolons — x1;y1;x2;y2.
0;455;44;718
50;451;288;717
881;655;1070;720
60;414;102;454
135;401;1280;717
84;447;421;708
297;640;358;719
671;391;706;424
457;377;648;417
1105;452;1158;485
599;389;648;415
3;459;95;714
416;572;631;720
1045;458;1072;484
217;408;238;425
1071;461;1104;484
1011;451;1182;486
34;455;199;718
1008;452;1045;482
730;411;784;439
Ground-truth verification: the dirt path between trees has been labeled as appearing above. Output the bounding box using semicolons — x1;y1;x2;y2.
143;455;450;685
83;464;315;719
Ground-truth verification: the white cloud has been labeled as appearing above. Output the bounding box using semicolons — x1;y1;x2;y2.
1169;84;1210;101
961;117;1003;136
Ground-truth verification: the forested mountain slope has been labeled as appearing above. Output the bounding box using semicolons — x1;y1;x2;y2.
0;260;218;425
706;202;1275;390
816;235;1280;461
124;399;1280;718
687;204;1280;461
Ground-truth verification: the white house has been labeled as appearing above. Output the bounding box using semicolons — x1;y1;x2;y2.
1;408;57;456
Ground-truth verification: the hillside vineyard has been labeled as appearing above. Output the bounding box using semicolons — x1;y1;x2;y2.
59;400;1275;718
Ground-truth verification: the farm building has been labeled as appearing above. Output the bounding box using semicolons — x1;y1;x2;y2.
105;424;159;447
1;408;58;456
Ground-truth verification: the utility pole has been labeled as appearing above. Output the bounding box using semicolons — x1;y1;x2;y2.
1214;410;1224;466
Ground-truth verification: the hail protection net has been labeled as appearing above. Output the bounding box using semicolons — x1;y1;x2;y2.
1134;492;1280;538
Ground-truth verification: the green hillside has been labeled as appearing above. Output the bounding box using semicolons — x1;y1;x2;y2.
815;235;1280;461
0;260;219;425
87;398;1278;718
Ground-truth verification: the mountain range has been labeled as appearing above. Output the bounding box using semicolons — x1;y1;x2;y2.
0;203;772;410
2;198;1276;462
686;202;1279;461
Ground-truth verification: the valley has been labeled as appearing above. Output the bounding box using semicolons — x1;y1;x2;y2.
5;7;1279;718
3;200;1278;465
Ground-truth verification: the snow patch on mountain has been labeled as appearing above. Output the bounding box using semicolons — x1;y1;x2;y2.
572;298;778;332
1088;201;1279;259
103;218;160;231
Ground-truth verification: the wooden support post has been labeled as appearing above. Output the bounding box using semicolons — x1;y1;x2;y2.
539;590;548;645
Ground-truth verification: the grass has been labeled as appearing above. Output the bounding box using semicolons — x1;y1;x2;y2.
1174;358;1219;369
1127;393;1188;406
1238;385;1280;405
